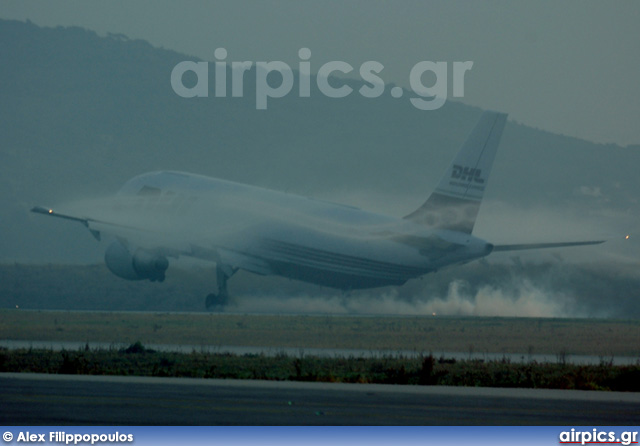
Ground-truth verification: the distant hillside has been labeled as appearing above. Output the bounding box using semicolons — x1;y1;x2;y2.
0;19;638;264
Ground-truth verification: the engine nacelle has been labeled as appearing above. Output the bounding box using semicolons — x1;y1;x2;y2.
104;240;169;282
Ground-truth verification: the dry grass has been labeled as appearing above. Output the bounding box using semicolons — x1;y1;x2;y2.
2;309;640;357
3;344;640;391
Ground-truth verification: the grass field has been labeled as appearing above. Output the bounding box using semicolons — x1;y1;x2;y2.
2;309;640;358
2;341;640;391
3;310;640;390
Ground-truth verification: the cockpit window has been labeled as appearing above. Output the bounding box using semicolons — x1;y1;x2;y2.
137;185;161;196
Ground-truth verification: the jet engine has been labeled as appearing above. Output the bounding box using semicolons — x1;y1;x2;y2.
104;240;169;282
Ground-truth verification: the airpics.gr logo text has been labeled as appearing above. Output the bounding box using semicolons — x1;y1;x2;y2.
170;48;473;110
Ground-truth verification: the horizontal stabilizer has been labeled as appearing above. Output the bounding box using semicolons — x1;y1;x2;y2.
492;240;605;252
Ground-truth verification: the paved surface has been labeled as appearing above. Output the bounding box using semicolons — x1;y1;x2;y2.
2;373;640;425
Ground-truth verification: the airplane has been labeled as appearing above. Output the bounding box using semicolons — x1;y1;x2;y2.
32;111;604;310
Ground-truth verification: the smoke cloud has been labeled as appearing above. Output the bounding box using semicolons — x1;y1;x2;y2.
229;276;576;318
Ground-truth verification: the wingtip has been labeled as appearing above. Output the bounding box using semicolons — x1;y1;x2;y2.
31;205;53;215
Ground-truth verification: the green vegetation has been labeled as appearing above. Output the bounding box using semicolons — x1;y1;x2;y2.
2;343;640;391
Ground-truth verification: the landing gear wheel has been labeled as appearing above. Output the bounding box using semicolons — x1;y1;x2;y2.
204;263;237;311
205;292;228;312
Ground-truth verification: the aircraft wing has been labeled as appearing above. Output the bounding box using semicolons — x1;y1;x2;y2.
31;204;192;254
32;205;105;240
31;204;173;242
31;205;273;275
492;240;605;252
32;205;88;223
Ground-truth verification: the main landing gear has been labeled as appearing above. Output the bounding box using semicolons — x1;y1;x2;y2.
205;263;237;311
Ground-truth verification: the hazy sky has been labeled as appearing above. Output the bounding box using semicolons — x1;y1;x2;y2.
3;0;639;146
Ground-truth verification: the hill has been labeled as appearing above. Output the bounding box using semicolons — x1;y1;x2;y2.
0;19;638;316
1;19;638;264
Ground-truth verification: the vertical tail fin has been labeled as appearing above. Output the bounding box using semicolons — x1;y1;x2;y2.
404;111;508;234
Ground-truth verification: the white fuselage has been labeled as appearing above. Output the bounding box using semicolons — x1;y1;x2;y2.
33;112;604;300
101;171;493;289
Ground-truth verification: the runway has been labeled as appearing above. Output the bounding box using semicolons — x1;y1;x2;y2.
2;373;640;425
